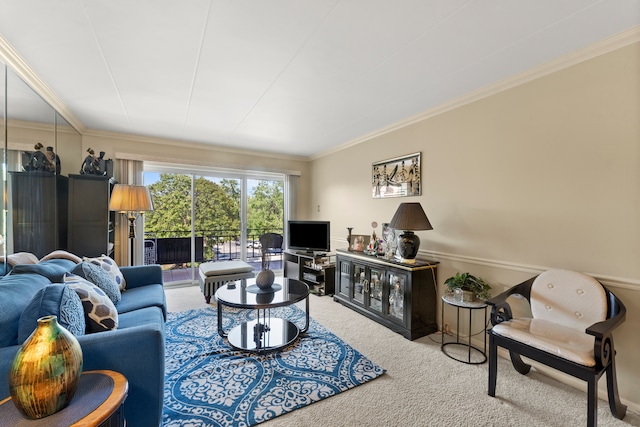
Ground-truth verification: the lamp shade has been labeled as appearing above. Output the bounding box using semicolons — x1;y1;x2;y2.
388;202;432;231
109;184;154;212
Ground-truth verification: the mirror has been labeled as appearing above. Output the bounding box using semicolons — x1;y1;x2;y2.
4;66;81;259
0;62;5;260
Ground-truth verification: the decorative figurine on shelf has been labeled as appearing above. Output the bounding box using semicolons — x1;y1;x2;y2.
367;221;378;254
346;227;354;250
45;146;61;174
23;143;49;172
98;151;114;178
80;148;101;175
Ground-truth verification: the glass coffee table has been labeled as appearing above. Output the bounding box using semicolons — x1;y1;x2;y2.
215;277;310;352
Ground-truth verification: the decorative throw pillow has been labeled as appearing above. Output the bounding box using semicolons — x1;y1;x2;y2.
64;274;118;333
71;262;121;304
5;252;39;266
83;255;126;291
18;284;86;343
40;250;82;264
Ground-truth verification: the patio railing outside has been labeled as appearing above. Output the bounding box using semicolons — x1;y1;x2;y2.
144;228;284;283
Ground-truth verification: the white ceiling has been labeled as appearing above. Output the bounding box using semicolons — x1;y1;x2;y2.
1;1;638;157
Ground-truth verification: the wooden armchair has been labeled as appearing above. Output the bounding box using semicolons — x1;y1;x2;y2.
486;269;626;427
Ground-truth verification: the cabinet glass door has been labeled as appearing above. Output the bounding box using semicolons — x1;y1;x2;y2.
388;272;406;323
352;264;367;305
367;268;384;313
338;261;351;299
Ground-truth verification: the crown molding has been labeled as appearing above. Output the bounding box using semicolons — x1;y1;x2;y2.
313;26;640;160
0;34;86;134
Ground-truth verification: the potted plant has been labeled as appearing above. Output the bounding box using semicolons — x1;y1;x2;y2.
444;272;492;302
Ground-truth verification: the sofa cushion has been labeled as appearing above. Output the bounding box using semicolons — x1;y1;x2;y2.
116;284;167;320
83;255;126;291
64;274;118;333
117;306;165;330
18;284;85;343
72;262;121;304
0;273;51;347
11;258;77;283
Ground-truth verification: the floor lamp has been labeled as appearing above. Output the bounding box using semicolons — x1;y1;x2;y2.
108;184;154;266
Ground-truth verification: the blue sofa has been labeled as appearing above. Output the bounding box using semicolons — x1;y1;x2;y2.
0;258;166;427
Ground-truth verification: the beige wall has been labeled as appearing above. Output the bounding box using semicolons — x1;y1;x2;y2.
310;42;640;410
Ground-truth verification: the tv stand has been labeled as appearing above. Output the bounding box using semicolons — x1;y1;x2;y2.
284;250;335;296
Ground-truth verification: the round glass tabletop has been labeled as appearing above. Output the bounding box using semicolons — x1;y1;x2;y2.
215;277;309;309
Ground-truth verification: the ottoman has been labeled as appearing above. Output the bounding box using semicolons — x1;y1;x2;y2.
198;261;255;303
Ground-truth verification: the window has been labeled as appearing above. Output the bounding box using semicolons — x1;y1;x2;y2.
143;164;284;285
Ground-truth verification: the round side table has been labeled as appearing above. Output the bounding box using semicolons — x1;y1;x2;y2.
441;293;488;364
0;370;128;427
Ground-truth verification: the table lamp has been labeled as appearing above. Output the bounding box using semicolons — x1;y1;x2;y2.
388;202;432;264
109;184;154;265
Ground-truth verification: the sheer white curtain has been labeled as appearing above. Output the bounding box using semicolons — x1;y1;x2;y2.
114;159;145;266
284;174;298;249
284;174;298;221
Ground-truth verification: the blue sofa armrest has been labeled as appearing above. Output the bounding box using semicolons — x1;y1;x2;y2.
120;264;163;289
0;345;19;398
78;322;165;427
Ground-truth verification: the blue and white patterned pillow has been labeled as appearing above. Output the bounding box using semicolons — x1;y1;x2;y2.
83;255;126;291
72;262;121;304
64;274;118;333
18;284;86;343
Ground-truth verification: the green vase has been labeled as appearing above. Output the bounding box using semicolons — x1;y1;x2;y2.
10;315;83;419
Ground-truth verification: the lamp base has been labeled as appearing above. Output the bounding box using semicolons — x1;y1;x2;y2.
396;230;420;263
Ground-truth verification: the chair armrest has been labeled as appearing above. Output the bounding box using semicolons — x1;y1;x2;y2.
486;277;535;326
586;289;626;368
120;264;163;289
586;291;626;339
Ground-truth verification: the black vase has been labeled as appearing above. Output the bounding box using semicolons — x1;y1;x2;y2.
396;231;420;263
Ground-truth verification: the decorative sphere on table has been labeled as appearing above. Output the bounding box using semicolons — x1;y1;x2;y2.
256;269;275;289
10;315;83;419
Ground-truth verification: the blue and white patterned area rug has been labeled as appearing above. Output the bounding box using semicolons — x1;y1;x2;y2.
163;305;385;427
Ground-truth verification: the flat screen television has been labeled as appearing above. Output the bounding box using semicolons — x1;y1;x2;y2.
287;220;330;254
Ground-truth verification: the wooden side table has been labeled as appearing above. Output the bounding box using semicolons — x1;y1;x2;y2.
0;370;128;427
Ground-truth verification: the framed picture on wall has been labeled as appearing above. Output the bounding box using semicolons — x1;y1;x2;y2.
372;152;421;198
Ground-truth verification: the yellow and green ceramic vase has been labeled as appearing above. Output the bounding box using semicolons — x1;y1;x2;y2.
9;315;83;419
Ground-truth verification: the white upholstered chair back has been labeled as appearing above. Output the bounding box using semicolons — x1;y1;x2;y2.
530;269;607;331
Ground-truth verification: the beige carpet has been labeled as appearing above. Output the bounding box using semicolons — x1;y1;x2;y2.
165;285;640;427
